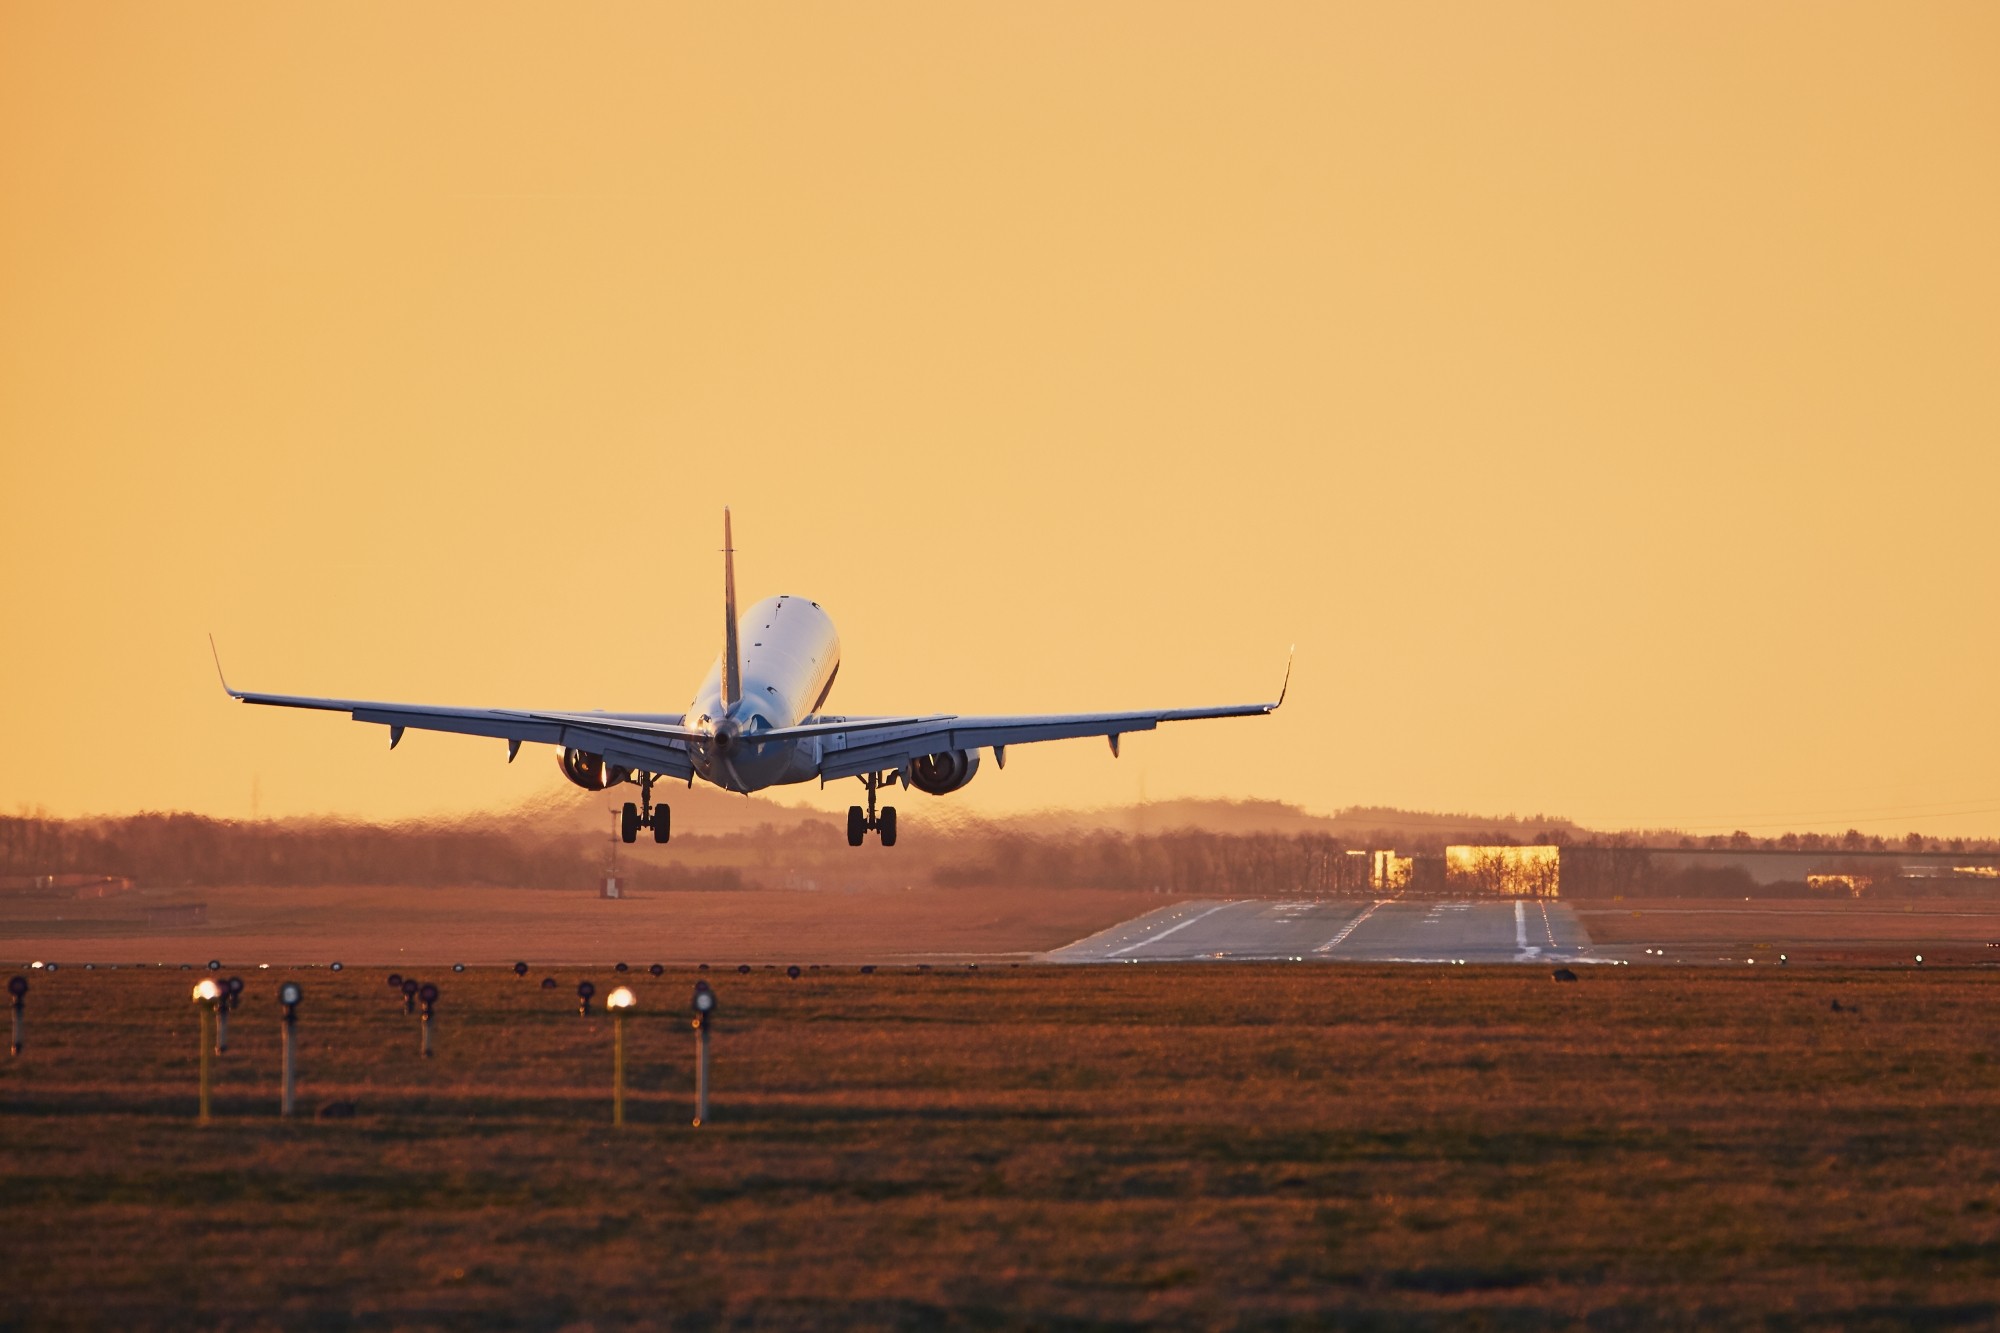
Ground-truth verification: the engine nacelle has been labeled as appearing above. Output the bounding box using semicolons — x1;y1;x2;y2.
558;748;631;791
908;749;980;796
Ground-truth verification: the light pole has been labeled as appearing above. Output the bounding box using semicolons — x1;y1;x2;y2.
278;982;301;1116
607;986;635;1126
691;980;717;1128
418;983;438;1058
9;976;26;1056
191;979;221;1123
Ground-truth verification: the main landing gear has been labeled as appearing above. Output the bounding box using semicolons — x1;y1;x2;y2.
847;772;897;847
620;773;670;845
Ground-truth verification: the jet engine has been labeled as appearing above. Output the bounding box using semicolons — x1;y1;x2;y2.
558;748;631;791
908;749;980;796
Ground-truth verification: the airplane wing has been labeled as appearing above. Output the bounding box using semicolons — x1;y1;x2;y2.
806;658;1291;783
211;641;702;781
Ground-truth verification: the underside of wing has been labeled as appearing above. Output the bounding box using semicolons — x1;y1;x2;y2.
811;700;1284;783
221;677;701;782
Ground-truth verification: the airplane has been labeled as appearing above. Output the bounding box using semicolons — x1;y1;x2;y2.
214;510;1289;847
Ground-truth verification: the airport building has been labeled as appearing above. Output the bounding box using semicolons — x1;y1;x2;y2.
1323;844;2000;901
1445;845;1562;897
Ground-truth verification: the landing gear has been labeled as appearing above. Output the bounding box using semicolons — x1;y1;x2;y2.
847;772;897;847
620;773;671;845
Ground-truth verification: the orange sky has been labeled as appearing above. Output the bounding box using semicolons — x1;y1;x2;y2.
3;3;1996;836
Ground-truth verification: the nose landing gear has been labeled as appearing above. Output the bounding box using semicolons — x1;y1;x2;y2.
847;772;897;847
620;773;671;844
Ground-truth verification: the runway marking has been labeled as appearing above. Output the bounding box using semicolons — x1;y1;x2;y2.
1105;901;1241;958
1313;900;1388;954
1515;899;1541;960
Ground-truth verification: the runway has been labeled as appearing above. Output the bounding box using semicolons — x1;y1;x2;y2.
1045;898;1617;964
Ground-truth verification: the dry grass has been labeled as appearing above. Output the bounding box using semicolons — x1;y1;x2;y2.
1575;898;2000;966
0;882;1176;965
6;962;2000;1329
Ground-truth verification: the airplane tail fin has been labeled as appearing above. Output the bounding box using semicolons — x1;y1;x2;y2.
722;508;742;708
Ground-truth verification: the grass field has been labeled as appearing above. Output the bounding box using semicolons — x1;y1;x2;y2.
0;882;1174;965
6;962;2000;1329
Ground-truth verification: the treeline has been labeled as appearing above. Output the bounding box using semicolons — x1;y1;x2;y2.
931;831;1368;895
0;813;745;892
1;811;1375;897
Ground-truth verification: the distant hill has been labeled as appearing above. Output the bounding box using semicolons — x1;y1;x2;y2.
496;785;839;839
916;797;1581;842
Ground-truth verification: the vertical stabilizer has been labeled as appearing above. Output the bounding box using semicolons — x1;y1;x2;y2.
722;508;742;708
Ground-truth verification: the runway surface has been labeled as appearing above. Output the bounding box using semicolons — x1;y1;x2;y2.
1045;898;1618;964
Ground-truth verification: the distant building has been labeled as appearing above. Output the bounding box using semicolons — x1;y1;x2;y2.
1447;845;1562;897
1372;850;1413;891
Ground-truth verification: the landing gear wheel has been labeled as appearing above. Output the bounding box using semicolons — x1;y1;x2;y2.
621;802;640;844
652;805;671;844
879;806;897;847
847;806;866;847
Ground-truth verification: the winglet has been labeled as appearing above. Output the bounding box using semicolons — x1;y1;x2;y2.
208;634;244;700
1270;647;1293;711
721;508;742;709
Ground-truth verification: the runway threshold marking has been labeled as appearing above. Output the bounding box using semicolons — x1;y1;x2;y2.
1104;901;1241;958
1313;900;1388;954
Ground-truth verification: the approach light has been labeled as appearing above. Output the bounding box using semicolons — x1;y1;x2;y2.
7;977;25;999
514;961;529;977
452;963;465;973
330;962;343;971
697;963;709;972
737;965;750;975
692;981;716;1017
614;962;629;974
401;979;419;996
786;965;801;980
607;987;635;1011
207;960;221;971
387;974;403;989
259;963;269;970
650;964;665;978
1915;955;1925;965
540;977;556;989
860;965;876;974
30;962;42;970
193;979;221;1003
225;976;245;1005
279;982;303;1007
45;962;58;973
577;980;596;1016
418;983;438;1005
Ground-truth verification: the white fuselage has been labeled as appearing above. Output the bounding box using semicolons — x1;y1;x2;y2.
684;595;841;792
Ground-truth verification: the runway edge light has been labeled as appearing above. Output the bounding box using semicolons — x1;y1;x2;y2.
607;987;635;1127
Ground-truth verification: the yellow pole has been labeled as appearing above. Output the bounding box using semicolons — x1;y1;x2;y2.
613;1013;626;1127
198;1004;213;1124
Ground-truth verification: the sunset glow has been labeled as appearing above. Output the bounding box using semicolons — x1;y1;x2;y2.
3;4;1995;835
